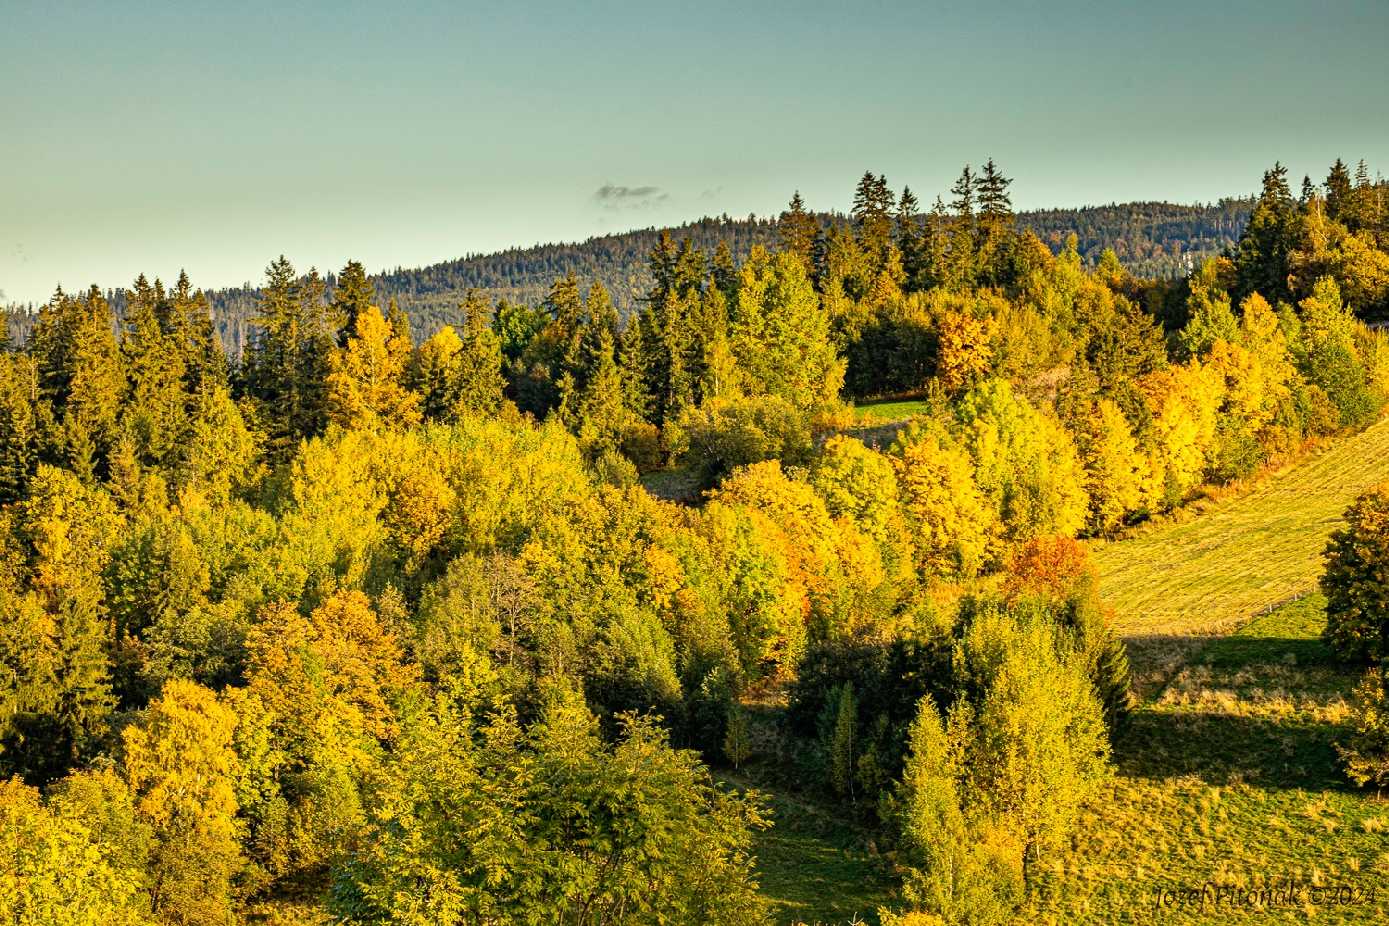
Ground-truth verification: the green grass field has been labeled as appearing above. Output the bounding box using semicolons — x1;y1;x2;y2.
852;397;934;424
1039;418;1389;924
724;769;896;926
1093;416;1389;641
746;417;1389;925
1038;594;1389;925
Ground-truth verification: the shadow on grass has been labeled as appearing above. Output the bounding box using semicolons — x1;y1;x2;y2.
1115;708;1351;791
721;764;896;926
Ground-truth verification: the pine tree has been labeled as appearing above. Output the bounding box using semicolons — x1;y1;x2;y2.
779;192;819;270
242;257;337;453
28;287;124;481
950;165;976;218
1326;158;1354;221
897;186;925;287
828;682;857;797
976;158;1013;223
852;172;897;274
168;271;227;401
0;353;39;503
331;259;378;346
947;167;979;288
1234;163;1298;303
121;274;187;469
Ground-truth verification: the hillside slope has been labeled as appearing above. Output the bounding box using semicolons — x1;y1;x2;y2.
1093;416;1389;640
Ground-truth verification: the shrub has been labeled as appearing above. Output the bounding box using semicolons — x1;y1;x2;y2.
1340;667;1389;791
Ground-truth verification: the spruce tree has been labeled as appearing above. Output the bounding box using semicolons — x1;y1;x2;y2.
0;353;39;503
976;158;1013;223
243;257;336;453
1234;163;1298;303
779;191;819;270
169;271;227;401
28;287;124;481
331;259;378;346
1326;158;1353;221
121;274;187;469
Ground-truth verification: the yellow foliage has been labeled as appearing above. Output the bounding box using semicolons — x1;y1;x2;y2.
326;305;421;431
0;778;150;926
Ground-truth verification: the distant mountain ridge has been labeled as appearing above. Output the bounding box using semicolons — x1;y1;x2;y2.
6;198;1253;353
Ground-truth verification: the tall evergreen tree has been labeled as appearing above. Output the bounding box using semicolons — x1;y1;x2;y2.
0;353;39;503
1326;158;1353;220
1234;163;1298;303
331;260;378;347
121;275;187;470
28;287;124;481
779;191;819;270
976;158;1013;223
242;257;335;454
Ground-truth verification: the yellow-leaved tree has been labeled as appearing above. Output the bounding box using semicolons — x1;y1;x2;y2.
326;305;421;431
121;679;241;926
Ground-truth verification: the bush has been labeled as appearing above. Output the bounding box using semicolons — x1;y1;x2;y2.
1322;483;1389;662
1340;667;1389;791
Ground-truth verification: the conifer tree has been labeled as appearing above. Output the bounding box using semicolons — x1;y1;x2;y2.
28;287;125;481
779;191;819;270
976;158;1013;224
121;274;187;469
1326;158;1354;221
242;257;336;454
168;271;227;401
1234;163;1298;303
828;681;857;797
0;352;39;503
897;186;926;287
330;259;377;346
853;172;897;272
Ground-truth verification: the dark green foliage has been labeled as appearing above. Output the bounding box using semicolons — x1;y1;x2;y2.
1322;483;1389;663
240;257;336;455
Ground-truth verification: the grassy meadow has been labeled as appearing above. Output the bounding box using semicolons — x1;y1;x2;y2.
752;418;1389;925
1040;417;1389;924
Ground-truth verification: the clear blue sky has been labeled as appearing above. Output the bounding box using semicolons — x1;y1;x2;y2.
3;0;1387;303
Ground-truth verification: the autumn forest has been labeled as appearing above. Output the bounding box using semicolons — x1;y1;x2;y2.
4;157;1389;926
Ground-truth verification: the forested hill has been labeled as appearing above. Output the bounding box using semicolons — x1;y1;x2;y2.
235;200;1252;346
5;198;1252;353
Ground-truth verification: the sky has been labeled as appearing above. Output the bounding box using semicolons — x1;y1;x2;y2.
3;0;1388;304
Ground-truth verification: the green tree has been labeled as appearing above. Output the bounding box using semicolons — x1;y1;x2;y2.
957;609;1110;891
326;303;422;431
730;247;844;409
28;286;125;481
1322;482;1389;662
242;257;336;454
1339;667;1389;791
893;695;1020;926
779;191;819;270
338;693;770;926
0;352;39;503
0;778;149;926
120;275;188;470
827;681;857;797
330;259;378;346
1234;163;1298;303
723;703;752;769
